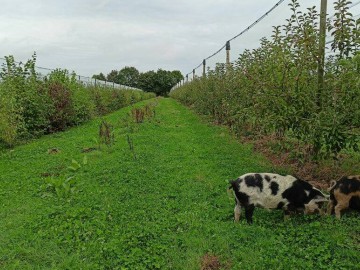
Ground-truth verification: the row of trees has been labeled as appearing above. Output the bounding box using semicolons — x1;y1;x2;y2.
93;67;183;96
0;54;155;147
171;0;360;161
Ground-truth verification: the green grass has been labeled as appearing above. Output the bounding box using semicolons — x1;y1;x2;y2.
0;98;359;270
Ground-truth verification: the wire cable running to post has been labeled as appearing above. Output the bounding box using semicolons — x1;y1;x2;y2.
184;0;287;77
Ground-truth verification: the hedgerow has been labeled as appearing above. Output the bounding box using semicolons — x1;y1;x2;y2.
0;54;155;147
171;0;360;160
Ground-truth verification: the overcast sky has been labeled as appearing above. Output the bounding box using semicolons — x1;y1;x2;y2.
1;0;360;78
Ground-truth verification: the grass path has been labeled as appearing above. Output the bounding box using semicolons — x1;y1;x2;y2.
0;98;359;269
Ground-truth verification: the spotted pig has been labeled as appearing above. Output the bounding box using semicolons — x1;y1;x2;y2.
229;173;328;224
327;175;360;218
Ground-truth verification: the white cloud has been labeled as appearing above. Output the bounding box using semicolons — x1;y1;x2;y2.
0;0;359;77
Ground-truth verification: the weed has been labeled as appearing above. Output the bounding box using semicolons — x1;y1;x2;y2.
40;156;87;198
42;175;77;198
99;120;115;147
132;107;145;123
126;134;137;160
131;103;156;123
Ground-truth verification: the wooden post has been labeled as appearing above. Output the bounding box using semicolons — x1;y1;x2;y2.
317;0;327;109
202;59;206;77
193;69;195;80
186;74;188;83
226;41;231;66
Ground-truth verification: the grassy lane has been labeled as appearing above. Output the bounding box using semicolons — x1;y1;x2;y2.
0;98;359;270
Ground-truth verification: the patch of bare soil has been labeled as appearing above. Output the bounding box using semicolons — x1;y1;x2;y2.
200;254;222;270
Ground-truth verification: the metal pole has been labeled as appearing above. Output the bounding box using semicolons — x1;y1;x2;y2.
226;41;231;66
317;0;327;109
202;59;206;77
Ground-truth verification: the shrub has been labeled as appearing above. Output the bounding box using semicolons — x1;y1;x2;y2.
0;55;155;148
171;0;360;160
0;54;50;143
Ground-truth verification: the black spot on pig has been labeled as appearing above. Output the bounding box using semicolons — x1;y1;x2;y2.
245;174;263;191
270;181;279;195
338;177;360;194
282;180;310;208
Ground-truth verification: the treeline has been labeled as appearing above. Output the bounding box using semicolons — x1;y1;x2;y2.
171;0;360;160
93;67;183;96
0;54;155;147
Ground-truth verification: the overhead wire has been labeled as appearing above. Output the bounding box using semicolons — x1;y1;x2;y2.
174;1;360;90
350;0;360;9
185;0;287;76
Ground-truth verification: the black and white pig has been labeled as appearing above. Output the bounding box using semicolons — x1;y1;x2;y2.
229;173;328;224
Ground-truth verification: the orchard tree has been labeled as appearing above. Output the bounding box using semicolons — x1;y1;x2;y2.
107;70;119;83
118;66;140;87
138;71;156;93
92;73;106;81
94;67;183;96
138;69;183;96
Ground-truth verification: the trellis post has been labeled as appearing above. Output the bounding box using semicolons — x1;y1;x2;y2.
317;0;327;108
202;59;206;77
226;41;231;67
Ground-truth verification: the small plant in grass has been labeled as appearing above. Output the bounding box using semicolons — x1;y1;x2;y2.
99;120;115;147
126;134;137;160
118;114;138;134
41;156;87;198
131;103;157;123
42;176;77;198
131;107;145;123
68;156;87;171
144;104;156;119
